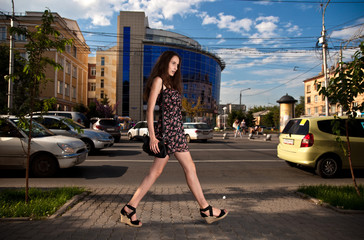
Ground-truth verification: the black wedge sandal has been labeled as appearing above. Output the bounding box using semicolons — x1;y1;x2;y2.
120;204;142;228
200;205;228;224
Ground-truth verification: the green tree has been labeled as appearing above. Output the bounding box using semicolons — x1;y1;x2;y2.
8;10;72;202
182;97;203;121
318;41;364;196
295;96;305;117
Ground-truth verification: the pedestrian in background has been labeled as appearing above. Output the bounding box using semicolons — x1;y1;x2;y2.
119;51;228;227
233;119;242;138
240;119;247;135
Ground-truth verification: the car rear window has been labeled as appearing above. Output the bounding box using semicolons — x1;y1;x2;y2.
99;120;118;126
282;119;309;135
318;119;364;138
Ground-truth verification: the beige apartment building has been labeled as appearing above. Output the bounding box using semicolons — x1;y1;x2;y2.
87;46;117;106
0;11;90;110
304;70;364;117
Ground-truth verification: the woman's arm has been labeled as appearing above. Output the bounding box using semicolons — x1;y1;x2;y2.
146;76;163;153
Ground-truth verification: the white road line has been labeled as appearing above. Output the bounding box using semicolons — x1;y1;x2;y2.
86;159;282;163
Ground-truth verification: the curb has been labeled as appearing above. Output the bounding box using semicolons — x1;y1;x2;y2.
295;191;364;214
49;191;90;219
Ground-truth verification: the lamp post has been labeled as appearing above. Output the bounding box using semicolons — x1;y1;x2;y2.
223;106;227;131
239;88;251;110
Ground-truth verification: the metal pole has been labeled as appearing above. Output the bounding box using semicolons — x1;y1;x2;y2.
322;0;330;116
239;88;251;110
7;0;15;112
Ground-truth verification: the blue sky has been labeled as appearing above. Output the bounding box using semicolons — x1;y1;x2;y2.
1;0;363;109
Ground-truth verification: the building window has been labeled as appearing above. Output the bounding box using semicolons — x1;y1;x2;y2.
101;57;105;66
88;82;96;91
314;95;318;102
66;61;71;74
57;81;63;94
65;44;71;53
100;90;104;99
14;32;26;42
90;67;96;76
307;108;311;115
101;68;104;77
184;84;188;90
0;26;7;41
72;65;77;78
315;107;318;114
331;105;336;114
65;83;70;97
58;56;64;67
306;85;311;93
322;106;325;113
72;86;76;98
122;27;131;116
73;46;77;58
100;79;104;88
307;96;311;104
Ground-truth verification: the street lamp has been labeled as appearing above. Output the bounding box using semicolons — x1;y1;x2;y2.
222;106;227;131
240;88;251;110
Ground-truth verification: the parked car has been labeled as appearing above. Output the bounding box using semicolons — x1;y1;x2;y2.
277;116;364;178
33;115;114;153
34;111;88;126
0;116;88;177
127;121;157;140
90;118;121;142
183;122;213;143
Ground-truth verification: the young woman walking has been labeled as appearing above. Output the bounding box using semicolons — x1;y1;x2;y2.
120;51;228;227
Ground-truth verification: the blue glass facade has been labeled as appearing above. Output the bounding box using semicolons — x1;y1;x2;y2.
143;45;222;115
122;27;130;116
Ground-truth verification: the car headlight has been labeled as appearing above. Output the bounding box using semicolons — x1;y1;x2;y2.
57;143;76;154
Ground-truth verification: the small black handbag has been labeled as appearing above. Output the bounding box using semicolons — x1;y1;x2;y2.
142;84;167;158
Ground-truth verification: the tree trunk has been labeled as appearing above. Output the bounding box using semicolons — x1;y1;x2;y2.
345;120;361;197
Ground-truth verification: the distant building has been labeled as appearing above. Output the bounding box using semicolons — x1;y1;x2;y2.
303;68;364;117
92;11;225;122
0;11;90;110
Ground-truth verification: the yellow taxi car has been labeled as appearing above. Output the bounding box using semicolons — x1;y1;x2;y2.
277;116;364;178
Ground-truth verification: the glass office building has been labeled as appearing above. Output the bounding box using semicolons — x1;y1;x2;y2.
116;12;224;124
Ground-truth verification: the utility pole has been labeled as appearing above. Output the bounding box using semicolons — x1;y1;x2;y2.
320;0;330;116
239;88;251;111
7;0;15;112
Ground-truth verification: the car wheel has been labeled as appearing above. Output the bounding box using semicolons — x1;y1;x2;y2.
83;139;95;154
185;134;191;143
31;154;58;177
316;157;341;178
128;133;133;140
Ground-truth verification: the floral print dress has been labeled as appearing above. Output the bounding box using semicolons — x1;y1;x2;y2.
155;87;189;155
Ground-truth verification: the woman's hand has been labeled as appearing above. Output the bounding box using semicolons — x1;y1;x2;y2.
149;136;160;154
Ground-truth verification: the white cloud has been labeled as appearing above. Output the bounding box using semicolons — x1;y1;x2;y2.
200;12;253;34
3;0;214;29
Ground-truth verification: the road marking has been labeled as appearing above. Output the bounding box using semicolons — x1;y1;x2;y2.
86;159;282;163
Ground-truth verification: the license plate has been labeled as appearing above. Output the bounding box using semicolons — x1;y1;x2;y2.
107;128;114;131
283;138;294;145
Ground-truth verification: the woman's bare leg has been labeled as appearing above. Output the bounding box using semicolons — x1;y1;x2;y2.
124;155;170;223
174;151;226;217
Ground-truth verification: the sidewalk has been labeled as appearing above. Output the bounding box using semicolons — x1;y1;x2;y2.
1;184;363;240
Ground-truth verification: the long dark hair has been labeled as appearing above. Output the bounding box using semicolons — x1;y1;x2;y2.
143;51;182;101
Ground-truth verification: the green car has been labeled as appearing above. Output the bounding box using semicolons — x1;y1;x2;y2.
277;116;364;178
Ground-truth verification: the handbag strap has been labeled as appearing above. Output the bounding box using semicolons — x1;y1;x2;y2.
160;82;165;140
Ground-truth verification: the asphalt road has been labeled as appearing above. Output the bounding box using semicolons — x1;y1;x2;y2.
0;133;363;188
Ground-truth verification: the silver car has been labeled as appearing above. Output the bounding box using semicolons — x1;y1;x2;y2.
33;115;114;153
0;116;88;177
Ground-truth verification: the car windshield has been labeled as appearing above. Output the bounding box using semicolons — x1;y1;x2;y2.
11;119;54;138
282;119;309;135
193;124;210;129
99;119;118;126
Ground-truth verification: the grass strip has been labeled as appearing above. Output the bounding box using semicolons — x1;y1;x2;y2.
298;184;364;210
0;187;85;219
